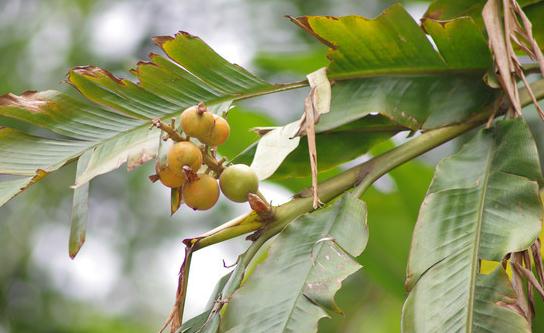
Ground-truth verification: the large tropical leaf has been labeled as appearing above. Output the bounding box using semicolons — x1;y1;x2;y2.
220;193;368;333
290;4;498;130
0;32;275;205
235;5;499;180
402;119;543;332
0;4;501;208
234;5;499;179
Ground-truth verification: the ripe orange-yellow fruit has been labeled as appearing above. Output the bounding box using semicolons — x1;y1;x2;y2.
200;115;230;146
155;162;185;188
180;105;215;139
219;164;259;203
167;141;203;176
183;174;220;210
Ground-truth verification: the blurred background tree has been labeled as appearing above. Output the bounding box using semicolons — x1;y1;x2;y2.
1;1;543;332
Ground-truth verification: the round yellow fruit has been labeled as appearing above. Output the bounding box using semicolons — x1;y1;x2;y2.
183;174;220;210
219;164;259;203
167;141;203;176
200;115;230;146
155;162;185;188
180;105;215;140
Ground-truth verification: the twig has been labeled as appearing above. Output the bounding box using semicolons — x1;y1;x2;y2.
152;118;185;142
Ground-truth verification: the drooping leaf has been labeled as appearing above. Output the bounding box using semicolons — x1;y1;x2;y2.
68;150;92;259
402;119;543;332
221;193;368;333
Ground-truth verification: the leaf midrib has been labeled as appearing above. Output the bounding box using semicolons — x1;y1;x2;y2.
466;141;494;333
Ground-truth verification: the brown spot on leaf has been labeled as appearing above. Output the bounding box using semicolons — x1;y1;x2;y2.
152;35;174;46
70;66;126;86
0;91;49;113
174;31;197;40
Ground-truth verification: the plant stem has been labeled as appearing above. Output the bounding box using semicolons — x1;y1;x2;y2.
189;78;544;252
176;78;544;329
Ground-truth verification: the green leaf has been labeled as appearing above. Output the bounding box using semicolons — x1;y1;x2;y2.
69;150;92;259
0;32;276;205
402;119;542;332
0;127;91;175
0;5;504;206
424;0;542;22
424;0;544;49
221;193;368;333
290;5;498;130
526;3;544;49
292;4;491;79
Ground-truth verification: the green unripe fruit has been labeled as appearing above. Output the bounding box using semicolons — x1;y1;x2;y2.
183;174;220;210
167;141;202;176
180;105;215;139
219;164;259;203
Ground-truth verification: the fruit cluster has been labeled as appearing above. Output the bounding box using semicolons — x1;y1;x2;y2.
151;103;259;211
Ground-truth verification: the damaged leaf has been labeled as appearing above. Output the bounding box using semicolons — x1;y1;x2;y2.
221;193;368;333
0;31;274;205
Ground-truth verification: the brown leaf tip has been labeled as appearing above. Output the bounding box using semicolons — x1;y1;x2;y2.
152;35;174;47
288;16;336;49
174;31;198;40
0;90;49;112
70;66;127;86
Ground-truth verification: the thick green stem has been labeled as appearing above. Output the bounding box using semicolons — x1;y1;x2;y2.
190;78;544;251
177;78;544;329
